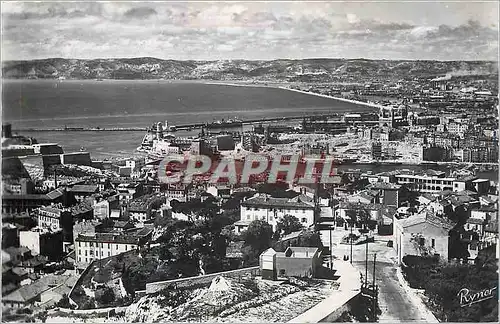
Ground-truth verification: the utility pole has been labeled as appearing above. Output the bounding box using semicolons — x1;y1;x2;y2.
373;253;377;320
365;239;368;287
349;222;353;264
329;225;333;269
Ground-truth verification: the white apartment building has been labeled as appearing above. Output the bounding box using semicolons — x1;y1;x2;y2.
447;121;469;138
235;194;315;234
395;173;455;193
37;205;70;230
74;228;152;266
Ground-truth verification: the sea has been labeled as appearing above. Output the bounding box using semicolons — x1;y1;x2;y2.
2;79;375;157
2;79;498;180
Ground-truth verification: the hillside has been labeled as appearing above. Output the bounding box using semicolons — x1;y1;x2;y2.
2;58;497;82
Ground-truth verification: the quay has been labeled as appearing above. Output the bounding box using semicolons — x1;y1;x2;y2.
13;113;351;133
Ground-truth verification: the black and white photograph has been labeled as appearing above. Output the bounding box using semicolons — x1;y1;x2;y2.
1;0;498;322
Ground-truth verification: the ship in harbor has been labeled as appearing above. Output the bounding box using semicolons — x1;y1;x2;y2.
205;118;242;129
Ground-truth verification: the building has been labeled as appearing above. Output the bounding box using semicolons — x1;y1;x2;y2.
68;184;99;201
378;105;408;128
236;194;315;233
395;170;456;193
2;223;19;249
60;152;91;166
2;188;65;214
2;274;72;310
74;227;152;266
37;205;71;232
393;214;454;264
36;203;92;245
259;247;322;280
372;141;382;160
216;135;235;151
127;194;165;222
19;227;64;262
367;182;402;207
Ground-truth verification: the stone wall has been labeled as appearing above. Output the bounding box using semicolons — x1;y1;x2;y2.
145;266;260;294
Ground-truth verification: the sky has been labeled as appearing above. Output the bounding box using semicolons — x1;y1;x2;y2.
1;1;499;61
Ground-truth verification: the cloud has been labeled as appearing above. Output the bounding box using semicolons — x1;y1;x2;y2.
1;2;498;61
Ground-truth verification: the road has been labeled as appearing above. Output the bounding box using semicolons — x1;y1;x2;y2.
324;228;437;322
352;260;435;323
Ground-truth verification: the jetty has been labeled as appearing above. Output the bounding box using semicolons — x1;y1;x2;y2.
13;113;377;133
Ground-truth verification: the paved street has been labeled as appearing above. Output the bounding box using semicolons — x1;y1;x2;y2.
324;228;437;322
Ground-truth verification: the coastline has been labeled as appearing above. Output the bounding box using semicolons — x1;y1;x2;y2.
279;87;384;110
200;80;384;110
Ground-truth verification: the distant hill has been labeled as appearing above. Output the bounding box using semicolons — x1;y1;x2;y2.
2;57;498;81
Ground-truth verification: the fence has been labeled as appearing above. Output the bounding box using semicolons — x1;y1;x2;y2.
146;266;260;294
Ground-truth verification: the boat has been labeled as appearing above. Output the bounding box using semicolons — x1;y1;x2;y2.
206;118;243;129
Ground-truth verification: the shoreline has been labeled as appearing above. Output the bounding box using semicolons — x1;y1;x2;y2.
279;87;384;110
200;80;384;110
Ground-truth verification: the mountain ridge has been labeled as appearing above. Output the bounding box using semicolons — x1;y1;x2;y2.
2;57;498;82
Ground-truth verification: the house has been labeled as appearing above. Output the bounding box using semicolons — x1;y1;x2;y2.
336;202;382;224
236;194;315;233
68;184;99;201
418;193;435;206
465;218;485;236
127;194;165;222
17;255;48;274
347;192;376;204
368;182;402;207
479;195;497;207
116;182;143;202
259;247;322;280
2;274;72;310
3;247;31;265
393;214;454;264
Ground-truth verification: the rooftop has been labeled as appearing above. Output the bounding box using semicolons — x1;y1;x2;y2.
242;194;315;209
68;184;99;193
368;182;402;190
2;274;72;303
76;227;153;245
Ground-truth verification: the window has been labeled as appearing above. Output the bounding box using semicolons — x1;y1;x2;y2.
78;242;81;247
108;251;111;257
116;244;119;249
108;243;110;249
431;239;435;248
85;251;87;256
419;237;425;246
90;242;93;247
125;245;128;251
78;257;81;262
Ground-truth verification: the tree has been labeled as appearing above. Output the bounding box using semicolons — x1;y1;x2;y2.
55;294;72;309
241;220;273;266
298;229;323;248
276;215;304;237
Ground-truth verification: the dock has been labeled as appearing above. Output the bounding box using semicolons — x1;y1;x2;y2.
13;113;355;132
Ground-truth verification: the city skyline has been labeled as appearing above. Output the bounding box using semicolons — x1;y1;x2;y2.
1;1;499;61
